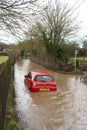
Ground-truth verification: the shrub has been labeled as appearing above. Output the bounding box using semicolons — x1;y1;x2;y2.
7;120;20;130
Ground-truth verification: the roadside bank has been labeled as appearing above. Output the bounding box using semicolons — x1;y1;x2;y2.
30;56;83;75
6;66;21;130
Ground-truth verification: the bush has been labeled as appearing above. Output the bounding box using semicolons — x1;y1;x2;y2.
7;120;20;130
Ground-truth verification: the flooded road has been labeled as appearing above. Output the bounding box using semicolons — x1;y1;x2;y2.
14;59;87;130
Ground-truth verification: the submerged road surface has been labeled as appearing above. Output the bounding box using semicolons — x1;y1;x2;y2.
14;59;87;130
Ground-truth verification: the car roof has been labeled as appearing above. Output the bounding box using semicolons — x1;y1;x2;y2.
31;71;52;76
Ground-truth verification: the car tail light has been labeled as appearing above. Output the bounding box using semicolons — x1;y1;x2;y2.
54;82;56;85
53;82;57;86
33;82;42;87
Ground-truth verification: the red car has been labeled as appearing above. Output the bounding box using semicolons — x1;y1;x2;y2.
24;71;57;92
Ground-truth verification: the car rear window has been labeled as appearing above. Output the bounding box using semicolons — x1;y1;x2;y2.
34;75;54;82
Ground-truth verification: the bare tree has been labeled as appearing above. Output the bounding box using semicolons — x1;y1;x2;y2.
29;3;79;63
0;0;49;40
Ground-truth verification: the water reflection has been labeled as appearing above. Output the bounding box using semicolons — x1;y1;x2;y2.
14;59;87;130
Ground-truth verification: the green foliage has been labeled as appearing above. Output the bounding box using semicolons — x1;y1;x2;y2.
0;56;9;64
83;40;87;48
7;120;20;130
80;36;87;56
79;48;87;57
82;36;87;48
6;84;15;114
6;84;20;130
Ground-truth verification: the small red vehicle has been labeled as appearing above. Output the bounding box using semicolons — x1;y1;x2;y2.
24;71;57;92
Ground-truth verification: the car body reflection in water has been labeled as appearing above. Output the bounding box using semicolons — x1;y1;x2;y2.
14;59;87;130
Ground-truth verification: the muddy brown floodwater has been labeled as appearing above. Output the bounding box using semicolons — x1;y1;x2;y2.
14;59;87;130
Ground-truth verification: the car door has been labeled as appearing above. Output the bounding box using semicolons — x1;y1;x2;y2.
26;72;32;88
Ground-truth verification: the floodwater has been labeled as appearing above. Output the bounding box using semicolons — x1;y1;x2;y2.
14;59;87;130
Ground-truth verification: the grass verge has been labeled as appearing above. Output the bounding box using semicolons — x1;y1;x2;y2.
6;83;21;130
0;56;9;64
5;66;21;130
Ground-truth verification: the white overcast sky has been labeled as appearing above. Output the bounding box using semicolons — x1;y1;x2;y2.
0;0;87;44
55;0;87;37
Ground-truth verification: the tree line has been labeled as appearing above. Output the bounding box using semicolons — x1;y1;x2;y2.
0;0;87;66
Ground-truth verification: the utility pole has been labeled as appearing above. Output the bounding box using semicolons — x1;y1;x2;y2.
75;49;78;71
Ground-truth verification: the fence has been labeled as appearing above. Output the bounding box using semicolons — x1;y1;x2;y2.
78;61;87;71
0;60;11;130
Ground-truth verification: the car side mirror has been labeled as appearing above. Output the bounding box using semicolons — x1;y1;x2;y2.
24;75;28;77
